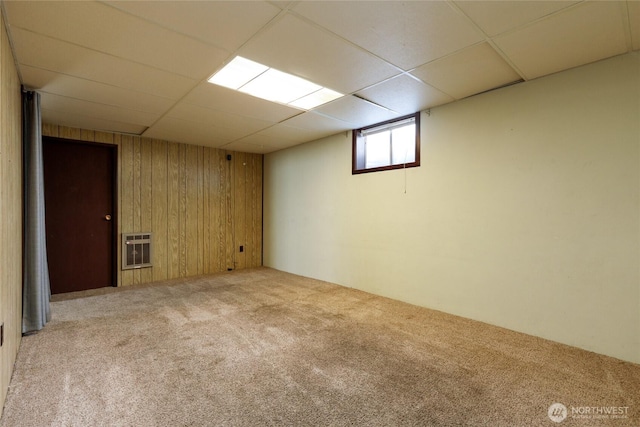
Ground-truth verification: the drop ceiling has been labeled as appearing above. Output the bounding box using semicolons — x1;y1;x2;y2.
2;0;638;154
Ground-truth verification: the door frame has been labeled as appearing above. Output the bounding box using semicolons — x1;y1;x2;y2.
43;136;119;288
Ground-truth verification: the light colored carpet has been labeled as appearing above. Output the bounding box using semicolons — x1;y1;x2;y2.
1;267;638;426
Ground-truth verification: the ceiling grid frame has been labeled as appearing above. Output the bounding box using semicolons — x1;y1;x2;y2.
0;0;636;154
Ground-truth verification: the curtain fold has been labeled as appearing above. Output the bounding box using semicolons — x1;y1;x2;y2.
22;90;51;333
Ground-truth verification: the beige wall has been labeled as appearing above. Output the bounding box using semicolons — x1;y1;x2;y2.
43;125;263;287
264;51;640;364
0;7;23;415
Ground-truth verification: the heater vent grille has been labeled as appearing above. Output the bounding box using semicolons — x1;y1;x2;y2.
122;233;152;270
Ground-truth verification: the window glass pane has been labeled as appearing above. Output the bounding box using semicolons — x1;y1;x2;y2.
134;244;143;264
391;123;416;165
126;244;135;266
365;131;390;169
142;244;150;264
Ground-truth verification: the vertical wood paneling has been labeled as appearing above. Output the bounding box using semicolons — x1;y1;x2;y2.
234;152;247;270
185;145;198;276
247;154;255;266
202;148;211;274
39;125;263;288
152;140;168;281
257;155;264;266
167;142;180;279
132;137;142;285
178;144;187;277
80;128;95;141
197;146;204;275
59;126;81;140
209;149;223;272
224;151;234;270
250;154;263;267
120;136;134;286
139;139;153;284
42;123;59;138
93;131;115;145
0;12;23;415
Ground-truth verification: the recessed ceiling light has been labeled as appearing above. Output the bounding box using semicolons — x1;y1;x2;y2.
207;56;268;90
239;68;321;105
208;56;343;110
290;87;343;110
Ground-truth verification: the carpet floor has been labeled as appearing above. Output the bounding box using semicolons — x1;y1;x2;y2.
1;267;638;426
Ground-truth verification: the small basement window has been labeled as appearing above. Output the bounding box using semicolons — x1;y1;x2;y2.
352;112;420;174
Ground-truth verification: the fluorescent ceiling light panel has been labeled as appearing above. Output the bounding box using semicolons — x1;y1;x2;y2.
240;68;322;104
290;87;343;110
208;56;343;110
207;56;268;90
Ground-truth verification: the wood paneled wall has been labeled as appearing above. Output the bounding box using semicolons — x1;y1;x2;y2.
42;125;262;287
0;9;23;416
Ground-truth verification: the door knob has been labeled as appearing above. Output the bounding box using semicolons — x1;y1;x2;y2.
105;214;112;221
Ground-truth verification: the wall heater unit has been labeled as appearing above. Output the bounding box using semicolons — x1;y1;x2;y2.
122;233;152;270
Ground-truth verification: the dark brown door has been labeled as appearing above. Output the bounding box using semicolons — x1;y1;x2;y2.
43;138;116;294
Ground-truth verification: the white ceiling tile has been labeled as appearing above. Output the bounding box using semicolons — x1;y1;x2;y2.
105;1;280;52
229;130;309;152
257;122;336;143
280;111;354;134
40;93;159;127
494;1;629;80
167;103;274;135
229;132;290;148
219;140;273;155
293;1;483;70
314;95;400;128
454;1;580;36
10;28;197;99
410;43;522;100
21;66;175;115
5;1;228;80
41;108;148;136
268;1;296;11
143;117;235;148
357;74;454;115
239;14;400;94
182;82;303;123
629;1;640;51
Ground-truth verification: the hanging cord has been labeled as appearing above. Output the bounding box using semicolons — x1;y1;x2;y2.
404;161;407;194
402;110;427;194
402;138;409;194
390;124;410;194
